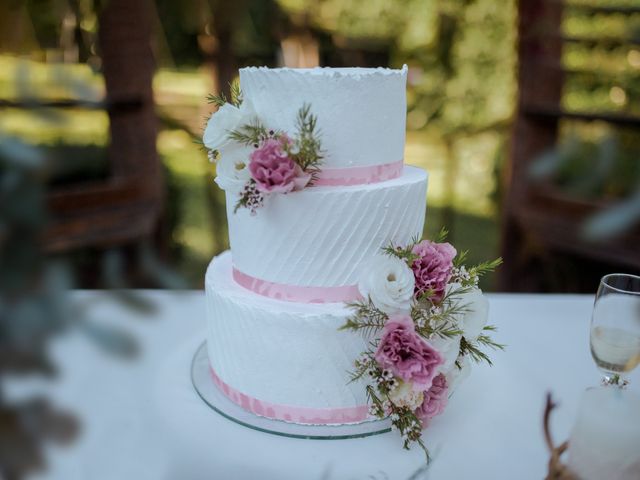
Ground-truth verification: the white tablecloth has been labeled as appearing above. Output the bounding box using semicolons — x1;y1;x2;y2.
12;291;639;480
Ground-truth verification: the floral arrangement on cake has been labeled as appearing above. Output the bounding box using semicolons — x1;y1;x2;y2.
203;84;323;214
340;230;502;458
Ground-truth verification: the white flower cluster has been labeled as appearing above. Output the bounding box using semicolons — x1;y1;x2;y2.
416;304;442;329
354;353;370;369
447;284;489;341
446;355;472;391
396;418;422;444
388;380;424;410
374;369;398;391
451;265;478;286
368;403;383;417
358;255;415;314
203;100;257;195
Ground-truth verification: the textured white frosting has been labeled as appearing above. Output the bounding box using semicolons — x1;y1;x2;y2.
239;66;407;168
205;251;369;408
228;166;428;287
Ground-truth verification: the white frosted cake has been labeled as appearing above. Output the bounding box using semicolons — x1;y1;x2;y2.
204;66;429;425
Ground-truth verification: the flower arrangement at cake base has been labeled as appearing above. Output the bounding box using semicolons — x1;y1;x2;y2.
340;230;503;459
203;83;323;214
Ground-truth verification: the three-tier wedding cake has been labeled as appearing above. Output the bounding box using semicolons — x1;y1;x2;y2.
202;66;499;442
204;66;427;424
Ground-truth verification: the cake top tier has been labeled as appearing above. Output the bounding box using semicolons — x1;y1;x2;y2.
239;66;407;169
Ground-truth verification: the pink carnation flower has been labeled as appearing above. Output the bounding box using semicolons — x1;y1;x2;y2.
374;315;443;391
411;240;457;302
416;373;448;422
249;137;310;193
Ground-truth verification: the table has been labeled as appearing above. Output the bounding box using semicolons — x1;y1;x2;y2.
11;291;639;480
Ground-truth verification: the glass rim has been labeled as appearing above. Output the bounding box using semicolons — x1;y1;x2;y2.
600;273;640;296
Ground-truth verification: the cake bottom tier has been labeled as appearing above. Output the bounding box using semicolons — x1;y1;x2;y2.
205;251;370;425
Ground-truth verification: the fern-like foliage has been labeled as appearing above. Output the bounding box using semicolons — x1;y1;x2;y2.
434;227;449;243
228;120;269;147
458;331;504;366
207;80;243;108
229;78;242;107
470;257;503;279
381;240;420;264
290;103;324;180
207;92;227;108
340;298;389;337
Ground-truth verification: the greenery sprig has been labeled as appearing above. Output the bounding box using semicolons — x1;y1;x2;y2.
207;79;243;109
340;236;503;456
340;297;389;337
287;103;324;181
207;91;227;108
228;120;270;146
230;78;242;107
468;258;503;281
220;100;325;212
458;328;505;366
365;368;431;460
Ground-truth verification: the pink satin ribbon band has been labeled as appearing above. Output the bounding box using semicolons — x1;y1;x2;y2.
313;159;404;187
233;267;362;304
210;367;370;425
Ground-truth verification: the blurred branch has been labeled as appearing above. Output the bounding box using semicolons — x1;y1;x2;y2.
0;96;144;113
583;190;640;241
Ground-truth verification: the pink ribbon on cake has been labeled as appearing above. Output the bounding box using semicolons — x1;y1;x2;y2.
233;267;362;303
313;159;403;187
210;367;370;425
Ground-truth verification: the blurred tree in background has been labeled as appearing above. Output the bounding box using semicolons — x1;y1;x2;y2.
0;0;638;290
1;0;517;287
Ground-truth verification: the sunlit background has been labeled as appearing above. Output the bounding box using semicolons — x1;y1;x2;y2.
2;0;639;291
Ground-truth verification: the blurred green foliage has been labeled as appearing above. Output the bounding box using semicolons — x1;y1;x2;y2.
2;0;640;288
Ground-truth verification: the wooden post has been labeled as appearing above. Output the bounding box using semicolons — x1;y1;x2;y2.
499;0;563;291
98;0;161;194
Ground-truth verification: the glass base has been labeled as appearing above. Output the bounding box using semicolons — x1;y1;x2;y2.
191;342;392;440
601;373;630;388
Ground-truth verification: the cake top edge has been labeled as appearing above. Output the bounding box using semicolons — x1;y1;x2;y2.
239;65;408;78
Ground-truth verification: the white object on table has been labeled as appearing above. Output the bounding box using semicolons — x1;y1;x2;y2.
7;292;638;480
567;387;640;480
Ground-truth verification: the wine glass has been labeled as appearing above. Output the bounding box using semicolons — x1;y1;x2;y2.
590;273;640;387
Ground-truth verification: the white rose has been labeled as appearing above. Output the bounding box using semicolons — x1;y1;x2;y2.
214;144;253;193
447;284;489;341
459;288;489;341
430;334;462;373
203;99;255;151
388;380;424;410
445;355;471;392
358;255;415;314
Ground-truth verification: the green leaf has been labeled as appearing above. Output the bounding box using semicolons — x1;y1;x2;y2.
229;79;242;107
228;120;269;147
434;227;448;243
207;92;227;108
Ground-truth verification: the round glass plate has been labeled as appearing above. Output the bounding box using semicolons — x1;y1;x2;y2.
191;342;392;440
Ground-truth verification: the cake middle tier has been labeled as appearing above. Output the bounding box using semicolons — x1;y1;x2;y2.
227;165;428;289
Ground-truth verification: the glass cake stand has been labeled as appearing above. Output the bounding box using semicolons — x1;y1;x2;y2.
191;342;392;440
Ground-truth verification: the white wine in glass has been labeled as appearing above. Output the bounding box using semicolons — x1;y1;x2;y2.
590;274;640;386
591;326;640;374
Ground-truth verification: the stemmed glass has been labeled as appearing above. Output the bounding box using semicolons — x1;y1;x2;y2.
590;273;640;387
